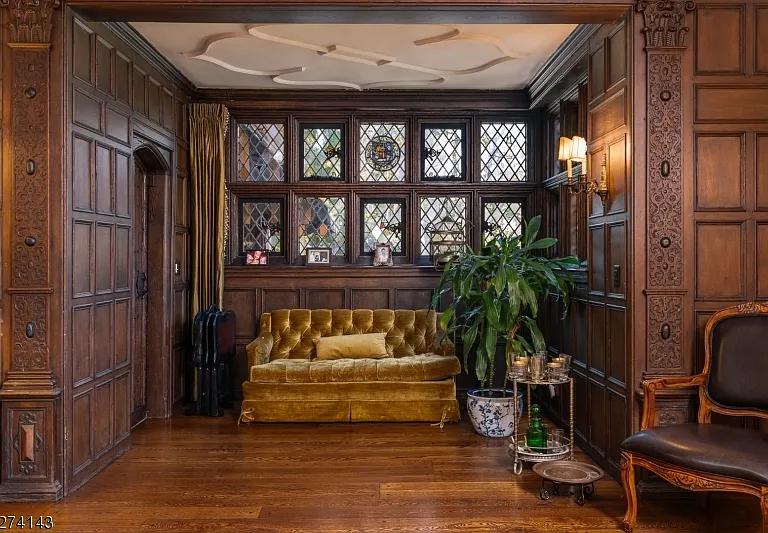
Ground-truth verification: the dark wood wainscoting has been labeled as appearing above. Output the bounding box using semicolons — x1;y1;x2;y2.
64;12;191;496
224;266;445;395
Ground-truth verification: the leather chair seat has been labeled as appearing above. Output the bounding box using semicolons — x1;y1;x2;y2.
250;353;461;383
622;423;768;485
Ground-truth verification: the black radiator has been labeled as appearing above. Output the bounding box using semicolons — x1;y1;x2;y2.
190;305;236;416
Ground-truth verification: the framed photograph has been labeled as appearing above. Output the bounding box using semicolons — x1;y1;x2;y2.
373;243;393;267
246;250;268;265
306;247;332;266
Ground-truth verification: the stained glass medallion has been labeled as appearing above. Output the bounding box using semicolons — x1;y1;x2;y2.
302;125;344;180
422;124;466;181
240;199;282;254
359;123;406;181
482;201;523;246
298;196;346;256
361;200;405;254
480;122;527;182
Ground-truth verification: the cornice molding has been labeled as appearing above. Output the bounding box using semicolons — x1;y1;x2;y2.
525;23;599;109
195;89;530;111
104;22;195;94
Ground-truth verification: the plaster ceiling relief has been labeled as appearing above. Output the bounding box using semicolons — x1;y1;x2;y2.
131;22;577;90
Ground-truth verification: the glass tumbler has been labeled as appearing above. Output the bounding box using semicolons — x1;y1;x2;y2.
531;352;546;382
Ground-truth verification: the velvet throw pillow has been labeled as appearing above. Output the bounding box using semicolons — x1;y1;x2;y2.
314;333;389;361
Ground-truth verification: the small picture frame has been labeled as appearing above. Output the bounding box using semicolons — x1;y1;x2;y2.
246;250;268;265
373;242;393;267
306;247;332;266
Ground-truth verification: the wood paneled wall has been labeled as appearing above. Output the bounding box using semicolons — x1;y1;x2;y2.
631;0;768;433
538;18;630;479
65;13;190;494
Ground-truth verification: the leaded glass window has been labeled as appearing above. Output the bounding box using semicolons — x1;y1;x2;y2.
301;125;344;180
237;123;285;182
359;123;406;182
361;200;405;254
240;199;282;253
420;196;467;256
482;201;523;246
480;122;527;182
421;124;466;181
298;196;346;256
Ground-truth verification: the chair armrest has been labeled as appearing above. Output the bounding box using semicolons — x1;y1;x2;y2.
641;374;706;430
246;333;273;368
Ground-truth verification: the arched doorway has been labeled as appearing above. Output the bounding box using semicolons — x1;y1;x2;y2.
132;143;173;426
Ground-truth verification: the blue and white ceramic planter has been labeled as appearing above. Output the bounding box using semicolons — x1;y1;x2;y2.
467;389;525;438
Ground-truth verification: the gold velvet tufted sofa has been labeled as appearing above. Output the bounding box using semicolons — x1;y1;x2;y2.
239;309;461;423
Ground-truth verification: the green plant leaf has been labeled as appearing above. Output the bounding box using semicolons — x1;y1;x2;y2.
439;306;453;330
525;237;557;251
524;215;542;245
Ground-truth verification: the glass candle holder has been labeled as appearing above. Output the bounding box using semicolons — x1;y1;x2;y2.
531;353;546;382
508;360;527;381
546;362;563;382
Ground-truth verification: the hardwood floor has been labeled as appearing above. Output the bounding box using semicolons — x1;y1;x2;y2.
2;414;762;532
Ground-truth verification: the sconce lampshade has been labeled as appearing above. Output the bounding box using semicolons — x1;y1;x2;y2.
558;137;573;162
569;136;588;163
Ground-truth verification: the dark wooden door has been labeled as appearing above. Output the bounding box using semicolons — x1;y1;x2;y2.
132;160;149;427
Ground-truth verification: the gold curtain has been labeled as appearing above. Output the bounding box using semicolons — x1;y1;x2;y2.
189;103;229;313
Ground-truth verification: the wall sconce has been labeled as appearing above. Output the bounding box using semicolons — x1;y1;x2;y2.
558;136;609;207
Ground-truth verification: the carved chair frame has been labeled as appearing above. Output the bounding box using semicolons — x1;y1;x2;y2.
621;302;768;533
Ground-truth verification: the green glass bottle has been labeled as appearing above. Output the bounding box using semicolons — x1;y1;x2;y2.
526;404;549;454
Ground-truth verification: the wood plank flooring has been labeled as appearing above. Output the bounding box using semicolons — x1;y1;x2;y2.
1;415;762;532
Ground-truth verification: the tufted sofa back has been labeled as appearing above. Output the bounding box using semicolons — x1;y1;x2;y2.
260;309;444;360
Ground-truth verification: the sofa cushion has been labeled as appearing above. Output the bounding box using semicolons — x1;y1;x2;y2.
314;333;389;361
621;423;768;485
262;309;442;360
250;354;461;384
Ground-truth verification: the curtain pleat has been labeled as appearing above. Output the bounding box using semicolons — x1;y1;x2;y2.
189;103;229;314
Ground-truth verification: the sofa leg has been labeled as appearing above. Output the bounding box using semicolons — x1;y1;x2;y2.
761;489;767;533
620;451;638;532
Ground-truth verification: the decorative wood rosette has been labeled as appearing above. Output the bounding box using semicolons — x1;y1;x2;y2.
636;0;695;377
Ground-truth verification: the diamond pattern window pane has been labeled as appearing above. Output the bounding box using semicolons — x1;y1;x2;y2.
241;200;282;253
359;123;406;182
480;123;527;182
302;126;343;180
422;126;465;180
298;197;346;256
362;201;404;253
420;197;467;256
483;201;523;246
237;124;285;182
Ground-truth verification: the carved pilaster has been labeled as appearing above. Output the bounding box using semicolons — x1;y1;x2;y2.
637;0;695;380
0;0;62;502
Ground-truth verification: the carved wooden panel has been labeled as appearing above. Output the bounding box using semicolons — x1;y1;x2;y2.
608;25;627;86
94;301;114;376
608;305;626;384
590;42;606;100
107;107;130;146
607;389;627;467
114;299;130;368
72;391;92;473
590;302;606;374
695;223;745;300
588;380;607;456
695;6;744;74
352;289;389;310
95;223;114;293
694;134;744;211
73;135;94;212
93;382;113;457
115;226;130;291
758;7;768;74
73;18;93;83
647;51;684;289
307;289;345;310
115;52;131;106
5;407;50;481
113;372;131;442
757;134;768;210
95;36;114;96
132;65;147;116
72;306;94;386
590;225;606;294
647;295;684;372
696;86;768;123
752;223;768;300
74;89;102;133
263;290;300;313
395;289;434;310
95;145;113;214
607;136;627;214
574;299;588;365
72;221;93;297
148;77;162;124
608;222;626;296
590;90;625;139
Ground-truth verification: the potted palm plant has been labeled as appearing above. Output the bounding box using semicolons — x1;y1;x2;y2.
431;215;578;437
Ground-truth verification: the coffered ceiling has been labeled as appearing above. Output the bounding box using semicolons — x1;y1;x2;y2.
130;23;577;90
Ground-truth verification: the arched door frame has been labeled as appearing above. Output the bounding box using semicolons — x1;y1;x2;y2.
132;135;174;420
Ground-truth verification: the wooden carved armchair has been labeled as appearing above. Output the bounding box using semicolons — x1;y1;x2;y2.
620;302;768;532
